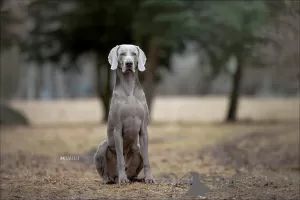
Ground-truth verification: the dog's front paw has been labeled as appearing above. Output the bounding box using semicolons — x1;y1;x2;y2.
145;176;156;184
118;174;130;184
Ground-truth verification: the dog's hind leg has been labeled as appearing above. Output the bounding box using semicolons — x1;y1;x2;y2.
94;140;118;184
94;140;109;183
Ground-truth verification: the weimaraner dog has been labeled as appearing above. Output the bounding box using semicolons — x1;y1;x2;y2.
94;44;156;184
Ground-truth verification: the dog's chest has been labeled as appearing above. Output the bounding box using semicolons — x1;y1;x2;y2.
120;95;144;119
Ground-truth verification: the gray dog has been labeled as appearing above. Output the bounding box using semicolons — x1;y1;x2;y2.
94;44;156;184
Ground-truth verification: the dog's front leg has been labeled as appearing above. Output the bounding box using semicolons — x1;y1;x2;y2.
139;125;156;184
114;125;129;184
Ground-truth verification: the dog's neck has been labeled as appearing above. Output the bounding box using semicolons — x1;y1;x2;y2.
115;67;141;96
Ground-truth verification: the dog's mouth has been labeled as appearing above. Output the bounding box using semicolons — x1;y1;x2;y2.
124;69;133;73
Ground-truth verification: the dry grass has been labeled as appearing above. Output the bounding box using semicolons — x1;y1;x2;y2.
1;122;299;199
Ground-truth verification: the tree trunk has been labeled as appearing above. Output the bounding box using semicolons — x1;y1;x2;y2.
143;39;159;118
55;67;66;99
102;66;111;122
0;44;22;100
226;56;244;122
26;63;37;100
36;63;44;99
96;63;111;123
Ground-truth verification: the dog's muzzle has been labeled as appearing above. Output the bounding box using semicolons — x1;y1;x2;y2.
125;61;133;72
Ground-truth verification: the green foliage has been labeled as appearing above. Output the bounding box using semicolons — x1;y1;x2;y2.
0;0;30;50
21;0;67;63
133;0;189;72
23;0;188;75
182;0;271;77
23;0;278;78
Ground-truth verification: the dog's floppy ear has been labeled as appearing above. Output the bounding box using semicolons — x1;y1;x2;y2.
136;46;146;72
108;45;119;70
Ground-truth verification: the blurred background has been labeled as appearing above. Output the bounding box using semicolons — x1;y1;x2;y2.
0;0;299;125
0;0;299;199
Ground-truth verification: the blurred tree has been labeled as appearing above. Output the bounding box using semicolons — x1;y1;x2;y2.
133;0;187;114
21;0;292;123
22;0;125;120
62;0;141;122
185;0;285;122
0;0;32;50
0;0;32;125
1;0;32;99
258;0;299;95
23;0;188;122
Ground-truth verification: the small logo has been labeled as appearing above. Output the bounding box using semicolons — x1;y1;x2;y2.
60;156;80;161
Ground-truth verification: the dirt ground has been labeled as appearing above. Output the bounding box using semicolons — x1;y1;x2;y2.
1;122;299;200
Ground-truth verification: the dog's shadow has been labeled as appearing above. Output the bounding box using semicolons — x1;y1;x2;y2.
130;177;145;183
105;177;145;184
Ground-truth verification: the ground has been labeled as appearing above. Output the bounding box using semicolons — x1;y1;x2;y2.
9;97;299;125
1;122;299;199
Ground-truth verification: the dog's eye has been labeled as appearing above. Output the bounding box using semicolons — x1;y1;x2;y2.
131;52;137;56
119;52;125;56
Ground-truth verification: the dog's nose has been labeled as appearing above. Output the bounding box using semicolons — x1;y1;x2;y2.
125;61;133;68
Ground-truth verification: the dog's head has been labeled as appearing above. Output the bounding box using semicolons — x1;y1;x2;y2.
108;44;146;73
